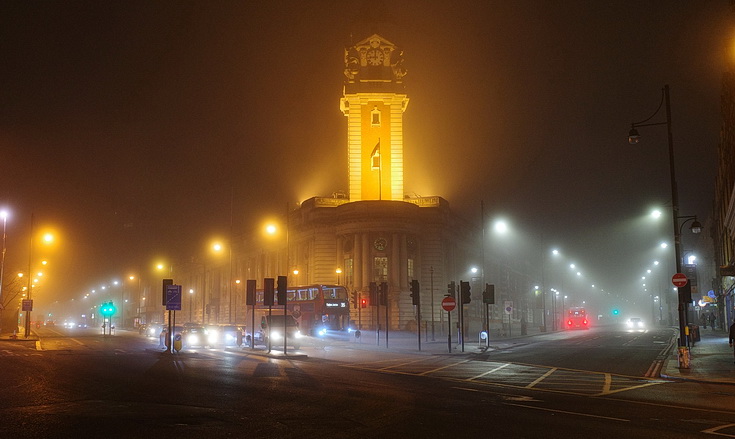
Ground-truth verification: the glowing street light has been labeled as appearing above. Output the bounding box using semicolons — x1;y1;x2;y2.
0;209;8;308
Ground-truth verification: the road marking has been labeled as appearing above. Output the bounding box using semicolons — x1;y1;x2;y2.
525;368;556;388
466;363;510;381
503;402;630;422
702;423;735;437
593;380;662;396
644;360;663;378
378;357;433;371
603;373;611;393
419;359;471;376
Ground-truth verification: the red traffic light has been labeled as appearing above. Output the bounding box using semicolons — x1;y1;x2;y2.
360;298;368;308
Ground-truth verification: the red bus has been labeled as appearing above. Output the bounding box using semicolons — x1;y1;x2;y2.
565;307;589;330
251;284;350;335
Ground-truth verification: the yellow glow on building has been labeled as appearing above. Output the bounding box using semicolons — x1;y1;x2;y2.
341;34;409;202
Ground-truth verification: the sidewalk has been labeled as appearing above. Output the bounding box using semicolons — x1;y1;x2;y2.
661;327;735;385
0;325;39;342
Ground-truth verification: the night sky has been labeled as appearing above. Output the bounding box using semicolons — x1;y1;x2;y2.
0;1;730;315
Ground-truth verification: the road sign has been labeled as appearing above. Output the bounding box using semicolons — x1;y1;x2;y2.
21;299;33;311
442;296;456;312
504;300;513;315
672;273;688;287
166;284;182;311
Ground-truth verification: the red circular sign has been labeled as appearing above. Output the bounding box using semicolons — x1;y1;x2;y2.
672;273;688;287
442;296;456;312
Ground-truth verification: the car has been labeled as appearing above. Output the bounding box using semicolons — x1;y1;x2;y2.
245;313;302;349
626;317;645;330
219;325;244;347
144;323;164;338
181;326;209;348
204;325;221;346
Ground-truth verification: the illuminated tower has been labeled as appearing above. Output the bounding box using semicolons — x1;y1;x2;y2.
340;34;409;201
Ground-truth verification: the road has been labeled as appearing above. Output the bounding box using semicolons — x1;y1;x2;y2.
0;324;732;438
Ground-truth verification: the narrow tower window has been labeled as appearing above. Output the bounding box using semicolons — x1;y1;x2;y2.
371;106;381;127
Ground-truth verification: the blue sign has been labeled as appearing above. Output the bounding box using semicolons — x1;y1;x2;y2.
166;284;182;311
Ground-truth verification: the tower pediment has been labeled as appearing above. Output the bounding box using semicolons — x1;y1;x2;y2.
344;33;406;88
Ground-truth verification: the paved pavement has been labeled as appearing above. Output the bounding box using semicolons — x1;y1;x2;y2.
660;326;735;385
3;322;735;384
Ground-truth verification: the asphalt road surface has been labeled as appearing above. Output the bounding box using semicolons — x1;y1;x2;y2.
0;325;732;438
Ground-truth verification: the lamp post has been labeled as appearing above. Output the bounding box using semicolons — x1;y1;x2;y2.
628;85;699;350
189;288;194;322
0;210;8;311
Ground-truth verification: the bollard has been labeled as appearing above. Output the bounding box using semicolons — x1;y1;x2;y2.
677;346;690;369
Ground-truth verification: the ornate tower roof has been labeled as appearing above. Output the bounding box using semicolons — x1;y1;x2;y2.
343;33;406;94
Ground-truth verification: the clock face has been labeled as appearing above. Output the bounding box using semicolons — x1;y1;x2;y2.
366;49;384;66
374;238;387;251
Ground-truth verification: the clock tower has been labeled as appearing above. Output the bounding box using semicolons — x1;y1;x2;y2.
340;34;409;201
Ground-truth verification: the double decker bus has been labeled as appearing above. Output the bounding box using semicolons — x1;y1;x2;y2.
565;307;589;330
250;284;350;335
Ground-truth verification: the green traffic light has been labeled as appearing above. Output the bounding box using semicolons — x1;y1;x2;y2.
100;302;117;317
612;309;619;315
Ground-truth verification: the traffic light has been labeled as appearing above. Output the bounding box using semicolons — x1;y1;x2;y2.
276;275;287;304
360;298;368;308
483;284;495;304
246;279;256;305
263;278;275;306
460;281;471;304
380;282;388;306
410;279;420;306
447;281;456;298
679;283;692;304
369;282;377;306
100;301;116;317
612;309;620;315
351;290;358;309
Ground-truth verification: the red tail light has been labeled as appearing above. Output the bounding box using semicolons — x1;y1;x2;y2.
582;319;588;325
567;320;573;326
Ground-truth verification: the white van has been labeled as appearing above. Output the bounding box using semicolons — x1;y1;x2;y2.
243;308;303;349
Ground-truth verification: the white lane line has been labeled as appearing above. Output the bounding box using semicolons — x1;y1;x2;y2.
466;363;511;381
525;368;557;388
504;402;630;422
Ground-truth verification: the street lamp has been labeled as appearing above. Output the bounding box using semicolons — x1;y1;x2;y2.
189;288;194;322
0;209;8;309
24;215;54;338
628;84;694;352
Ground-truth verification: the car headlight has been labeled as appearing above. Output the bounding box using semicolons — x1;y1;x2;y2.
225;334;236;342
271;331;282;340
626;321;633;327
318;328;327;337
294;331;303;339
188;334;199;344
